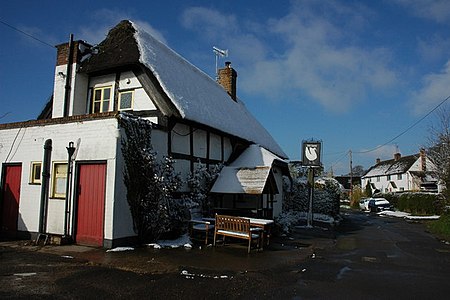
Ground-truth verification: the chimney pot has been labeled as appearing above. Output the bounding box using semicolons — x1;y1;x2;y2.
376;158;381;164
394;153;401;161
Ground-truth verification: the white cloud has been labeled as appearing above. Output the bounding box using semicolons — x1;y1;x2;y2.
181;2;399;113
391;0;450;23
417;34;450;63
181;7;238;39
410;60;450;114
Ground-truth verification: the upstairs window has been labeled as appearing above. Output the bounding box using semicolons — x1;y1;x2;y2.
387;175;391;181
397;174;403;180
92;86;111;113
119;90;134;111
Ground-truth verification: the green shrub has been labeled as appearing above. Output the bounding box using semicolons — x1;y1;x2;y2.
375;192;447;215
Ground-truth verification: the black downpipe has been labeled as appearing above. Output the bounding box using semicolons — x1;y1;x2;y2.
63;34;74;117
39;139;52;233
64;142;75;238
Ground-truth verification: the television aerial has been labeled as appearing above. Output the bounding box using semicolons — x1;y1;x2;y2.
213;46;228;78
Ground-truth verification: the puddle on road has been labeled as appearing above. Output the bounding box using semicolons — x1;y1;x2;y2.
74;242;314;275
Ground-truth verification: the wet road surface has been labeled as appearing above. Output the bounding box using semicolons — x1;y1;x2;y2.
1;209;449;299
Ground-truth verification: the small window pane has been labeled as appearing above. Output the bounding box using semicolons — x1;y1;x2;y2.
102;100;110;112
94;102;100;113
103;88;111;100
34;165;41;181
55;178;67;195
94;89;102;100
120;92;133;110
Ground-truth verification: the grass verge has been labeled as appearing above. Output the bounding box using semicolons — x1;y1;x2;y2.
427;213;450;242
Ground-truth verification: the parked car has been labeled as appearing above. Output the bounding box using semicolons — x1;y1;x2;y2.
367;198;392;212
359;198;371;210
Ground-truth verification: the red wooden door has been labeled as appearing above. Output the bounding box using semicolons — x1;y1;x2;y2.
1;164;22;235
75;163;106;246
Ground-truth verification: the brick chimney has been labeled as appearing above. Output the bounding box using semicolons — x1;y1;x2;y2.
394;152;401;161
376;158;381;164
56;40;91;66
217;61;237;101
419;148;426;172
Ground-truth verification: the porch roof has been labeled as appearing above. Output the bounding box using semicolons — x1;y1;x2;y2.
210;144;284;194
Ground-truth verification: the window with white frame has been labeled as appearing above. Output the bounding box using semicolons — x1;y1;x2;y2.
52;162;67;198
92;86;111;113
397;174;402;180
30;162;42;184
387;175;391;181
119;90;134;110
376;176;380;182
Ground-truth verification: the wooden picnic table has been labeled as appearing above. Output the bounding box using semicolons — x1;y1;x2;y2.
204;216;274;246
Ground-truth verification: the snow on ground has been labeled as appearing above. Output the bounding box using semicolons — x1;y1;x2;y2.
378;210;440;220
106;247;135;252
180;270;231;280
147;233;192;249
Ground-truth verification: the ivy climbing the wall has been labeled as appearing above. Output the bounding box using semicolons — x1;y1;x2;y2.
118;113;183;243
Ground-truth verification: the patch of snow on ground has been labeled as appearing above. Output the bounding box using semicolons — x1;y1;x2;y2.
106;247;135;252
379;210;410;218
147;233;192;249
379;210;440;220
181;269;232;280
405;215;440;220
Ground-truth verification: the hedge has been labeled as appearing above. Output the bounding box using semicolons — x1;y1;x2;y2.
374;192;447;215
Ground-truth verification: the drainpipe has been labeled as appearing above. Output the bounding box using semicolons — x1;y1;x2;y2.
63;34;74;117
64;141;75;239
39;139;52;234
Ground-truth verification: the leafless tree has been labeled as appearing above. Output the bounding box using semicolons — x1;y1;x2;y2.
427;104;450;195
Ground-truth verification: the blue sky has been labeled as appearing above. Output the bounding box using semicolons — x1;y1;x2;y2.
1;0;450;175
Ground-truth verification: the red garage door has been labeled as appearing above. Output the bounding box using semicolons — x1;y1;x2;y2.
75;163;106;247
1;164;22;236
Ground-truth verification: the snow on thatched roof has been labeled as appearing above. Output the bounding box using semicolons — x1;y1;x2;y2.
210;145;285;194
130;21;287;159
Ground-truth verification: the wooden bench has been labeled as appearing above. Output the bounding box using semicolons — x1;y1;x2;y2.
213;214;263;253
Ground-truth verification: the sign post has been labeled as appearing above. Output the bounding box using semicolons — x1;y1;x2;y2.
302;140;322;228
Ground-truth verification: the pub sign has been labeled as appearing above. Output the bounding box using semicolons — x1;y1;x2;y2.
302;141;322;167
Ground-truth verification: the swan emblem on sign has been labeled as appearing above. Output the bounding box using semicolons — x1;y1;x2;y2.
305;145;318;161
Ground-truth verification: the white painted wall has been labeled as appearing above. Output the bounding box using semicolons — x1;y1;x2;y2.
71;72;89;115
52;64;69;118
119;71;156;111
0;118;136;241
210;133;222;160
172;123;190;155
193;129;207;158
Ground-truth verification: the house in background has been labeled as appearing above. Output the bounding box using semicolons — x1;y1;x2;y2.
0;20;289;248
361;149;440;194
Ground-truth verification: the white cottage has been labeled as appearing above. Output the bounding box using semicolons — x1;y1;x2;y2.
0;20;289;247
361;150;440;194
